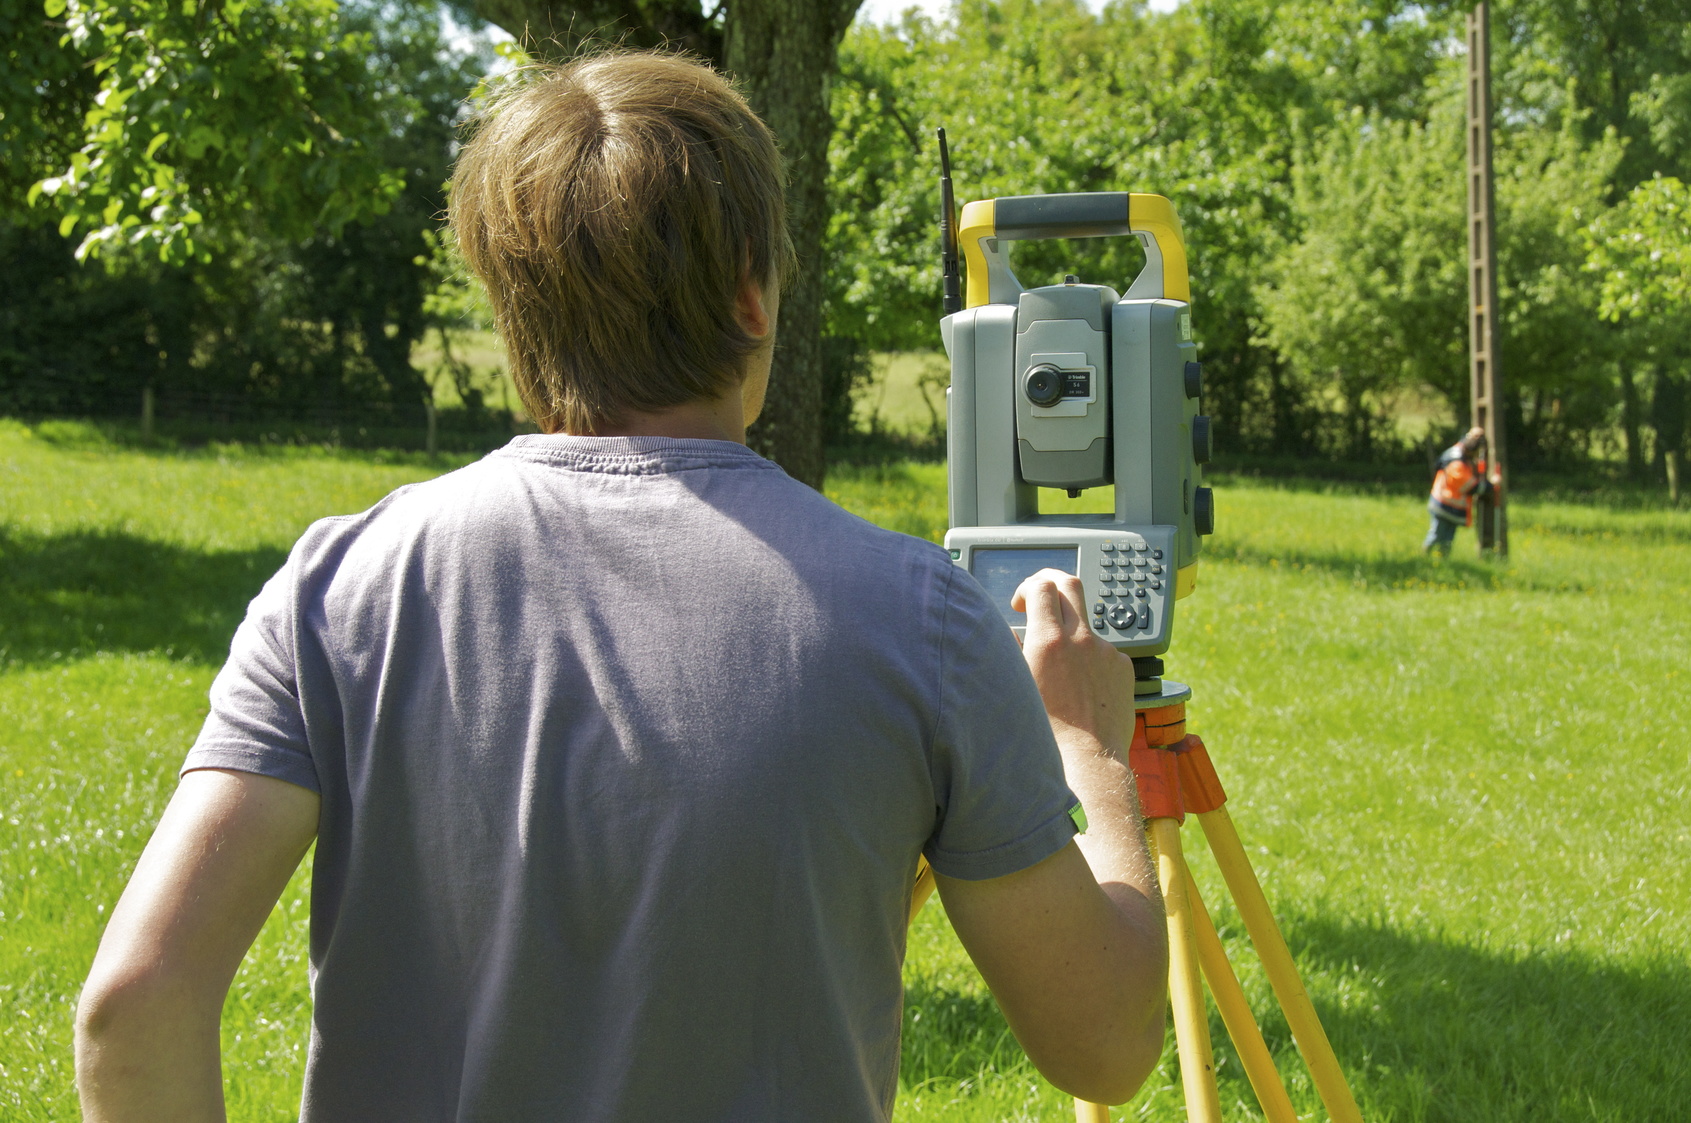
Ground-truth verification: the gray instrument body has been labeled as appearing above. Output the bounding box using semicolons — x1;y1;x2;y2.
940;195;1212;656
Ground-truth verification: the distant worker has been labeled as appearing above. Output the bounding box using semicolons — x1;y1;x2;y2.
1424;426;1501;555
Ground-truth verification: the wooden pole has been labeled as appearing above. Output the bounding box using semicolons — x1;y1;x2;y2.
1467;3;1507;555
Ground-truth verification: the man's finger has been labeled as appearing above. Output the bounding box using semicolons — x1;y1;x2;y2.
1014;569;1078;642
1046;571;1089;638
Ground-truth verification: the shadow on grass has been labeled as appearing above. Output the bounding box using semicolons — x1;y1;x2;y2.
21;415;522;461
1282;912;1691;1121
1511;511;1691;546
900;977;1028;1090
0;527;283;666
901;913;1690;1121
1203;541;1565;593
1210;457;1689;514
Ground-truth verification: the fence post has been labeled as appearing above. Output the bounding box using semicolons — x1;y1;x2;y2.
425;397;438;456
141;385;155;439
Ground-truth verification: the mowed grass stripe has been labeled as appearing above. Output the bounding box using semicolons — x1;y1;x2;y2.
2;421;1688;1120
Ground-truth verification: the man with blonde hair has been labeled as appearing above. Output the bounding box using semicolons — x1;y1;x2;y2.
75;52;1166;1121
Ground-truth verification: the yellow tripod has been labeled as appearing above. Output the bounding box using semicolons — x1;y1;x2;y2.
909;684;1364;1122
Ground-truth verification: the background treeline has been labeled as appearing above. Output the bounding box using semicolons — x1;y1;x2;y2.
826;0;1691;471
0;0;509;446
3;0;1689;474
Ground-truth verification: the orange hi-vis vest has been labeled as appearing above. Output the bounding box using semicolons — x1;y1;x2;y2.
1430;447;1489;525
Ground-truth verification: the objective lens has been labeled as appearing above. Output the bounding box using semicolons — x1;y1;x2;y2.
1024;364;1064;408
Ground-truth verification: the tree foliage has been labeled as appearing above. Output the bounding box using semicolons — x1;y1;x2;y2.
3;0;488;430
31;0;407;261
1259;75;1621;459
1586;174;1691;465
826;0;1688;469
1588;175;1691;322
828;0;1468;456
5;0;1690;474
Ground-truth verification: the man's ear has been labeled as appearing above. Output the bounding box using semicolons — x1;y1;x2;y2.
735;274;775;340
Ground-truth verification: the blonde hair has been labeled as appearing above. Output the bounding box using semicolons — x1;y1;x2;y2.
449;51;795;434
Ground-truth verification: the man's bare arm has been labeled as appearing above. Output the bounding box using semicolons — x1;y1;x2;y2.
935;570;1167;1106
76;769;319;1122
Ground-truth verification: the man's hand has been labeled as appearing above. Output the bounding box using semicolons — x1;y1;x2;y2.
935;568;1168;1106
76;769;319;1123
1011;569;1138;752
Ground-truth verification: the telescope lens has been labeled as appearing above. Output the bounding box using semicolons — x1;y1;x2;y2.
1024;364;1064;408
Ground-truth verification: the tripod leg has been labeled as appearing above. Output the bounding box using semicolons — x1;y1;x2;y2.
1184;866;1299;1123
1197;808;1363;1123
1150;818;1223;1123
908;857;936;924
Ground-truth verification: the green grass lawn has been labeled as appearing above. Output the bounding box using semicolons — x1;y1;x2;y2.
3;419;1688;1120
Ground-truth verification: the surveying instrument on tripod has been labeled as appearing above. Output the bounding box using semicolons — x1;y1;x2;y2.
906;129;1366;1123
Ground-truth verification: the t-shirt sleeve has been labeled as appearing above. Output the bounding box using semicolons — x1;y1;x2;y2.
182;551;321;794
924;566;1078;881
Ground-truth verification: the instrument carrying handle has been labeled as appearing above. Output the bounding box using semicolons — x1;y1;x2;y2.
958;192;1190;306
993;192;1134;241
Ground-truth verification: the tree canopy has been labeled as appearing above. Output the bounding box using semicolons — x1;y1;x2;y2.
30;0;409;262
4;0;1688;477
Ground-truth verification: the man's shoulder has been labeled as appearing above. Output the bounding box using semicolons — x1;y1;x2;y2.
282;443;959;606
276;452;528;593
771;475;952;567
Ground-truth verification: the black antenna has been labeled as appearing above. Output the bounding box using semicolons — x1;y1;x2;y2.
938;127;963;315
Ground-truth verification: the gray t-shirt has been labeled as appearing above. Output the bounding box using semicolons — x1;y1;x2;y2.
186;435;1076;1122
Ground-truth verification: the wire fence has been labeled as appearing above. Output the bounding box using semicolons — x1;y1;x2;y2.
2;368;533;455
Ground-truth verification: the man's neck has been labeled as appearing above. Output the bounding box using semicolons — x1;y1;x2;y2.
562;393;747;444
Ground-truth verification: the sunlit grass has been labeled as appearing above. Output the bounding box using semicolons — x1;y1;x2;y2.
2;419;1688;1120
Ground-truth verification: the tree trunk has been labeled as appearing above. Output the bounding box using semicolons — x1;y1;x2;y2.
725;1;859;489
469;0;860;489
1620;363;1643;478
1650;359;1687;487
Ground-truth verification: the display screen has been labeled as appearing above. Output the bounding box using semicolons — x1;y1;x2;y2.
969;547;1079;626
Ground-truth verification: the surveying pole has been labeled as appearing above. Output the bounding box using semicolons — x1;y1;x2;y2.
1466;2;1507;555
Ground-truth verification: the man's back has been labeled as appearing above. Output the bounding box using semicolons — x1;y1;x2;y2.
189;436;1073;1120
74;56;1166;1121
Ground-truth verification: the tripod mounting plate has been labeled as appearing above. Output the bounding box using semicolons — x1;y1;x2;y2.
1133;678;1190;710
